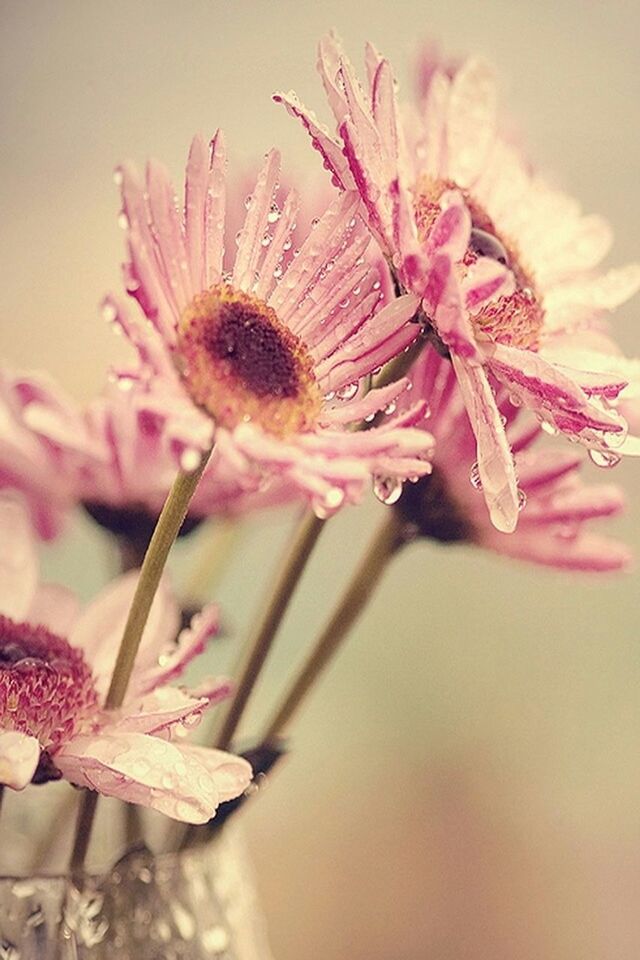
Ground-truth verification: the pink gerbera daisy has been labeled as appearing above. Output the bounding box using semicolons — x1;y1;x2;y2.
393;347;631;572
0;367;102;541
110;133;435;516
0;496;251;822
0;363;274;551
276;33;640;531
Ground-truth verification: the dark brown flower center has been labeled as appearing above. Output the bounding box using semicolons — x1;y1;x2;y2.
414;176;544;350
177;285;321;438
0;616;98;761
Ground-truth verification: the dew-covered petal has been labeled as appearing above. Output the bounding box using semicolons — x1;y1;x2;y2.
0;730;40;790
115;677;231;738
145;158;193;309
176;743;253;802
315;293;420;392
270;191;363;327
0;496;38;621
487;343;625;438
321;379;410;425
543;264;640;332
55;732;226;823
424;254;480;361
446;58;497;188
451;353;519;533
132;604;220;696
273;90;352;190
233;150;281;292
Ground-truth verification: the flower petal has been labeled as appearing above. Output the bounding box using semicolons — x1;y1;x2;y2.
56;732;250;822
451;354;519;533
0;496;38;621
0;731;40;789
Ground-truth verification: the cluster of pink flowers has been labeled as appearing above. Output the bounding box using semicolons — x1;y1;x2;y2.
1;32;638;817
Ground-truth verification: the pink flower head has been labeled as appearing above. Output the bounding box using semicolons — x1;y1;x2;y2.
0;496;251;822
0;367;102;541
277;33;640;531
110;132;435;517
393;347;632;572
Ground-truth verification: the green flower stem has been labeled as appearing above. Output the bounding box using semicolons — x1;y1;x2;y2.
213;510;326;752
260;509;406;745
68;450;212;875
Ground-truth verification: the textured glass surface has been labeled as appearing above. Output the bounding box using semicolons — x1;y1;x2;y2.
0;829;272;960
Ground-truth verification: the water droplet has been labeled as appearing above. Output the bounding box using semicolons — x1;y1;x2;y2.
180;448;201;472
311;217;320;229
117;211;129;230
202;925;230;953
517;488;527;511
244;194;253;210
273;264;283;279
267;203;281;224
508;393;522;408
384;400;397;415
102;302;117;323
336;382;359;402
261;233;272;247
589;448;621;468
364;412;376;423
540;421;558;436
283;238;292;252
602;422;629;448
469;461;483;490
373;475;403;505
469;227;509;266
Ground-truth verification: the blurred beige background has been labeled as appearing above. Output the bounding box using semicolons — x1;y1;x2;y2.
1;1;640;957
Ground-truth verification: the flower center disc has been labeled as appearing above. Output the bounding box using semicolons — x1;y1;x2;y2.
177;285;322;438
414;177;545;350
0;616;98;755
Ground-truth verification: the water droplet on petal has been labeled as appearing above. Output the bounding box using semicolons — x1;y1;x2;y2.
540;421;558;436
517;488;527;511
589;448;621;468
336;382;359;402
180;448;201;472
102;303;117;323
117;211;129;230
373;475;403;505
244;194;253;210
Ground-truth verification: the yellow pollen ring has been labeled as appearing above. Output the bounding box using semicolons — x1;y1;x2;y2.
176;284;322;438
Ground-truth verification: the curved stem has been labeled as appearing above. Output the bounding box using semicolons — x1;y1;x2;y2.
213;511;326;751
261;510;406;744
68;450;212;875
